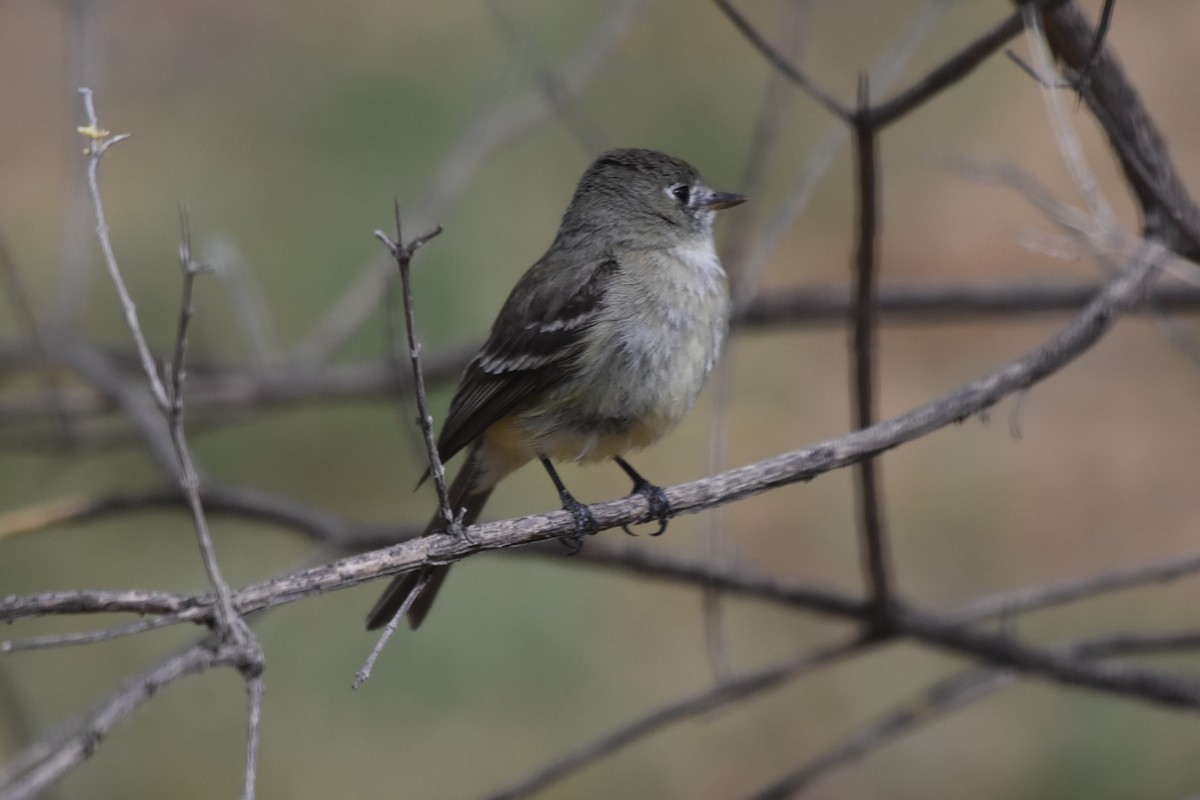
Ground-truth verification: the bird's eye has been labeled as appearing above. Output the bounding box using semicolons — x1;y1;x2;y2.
670;184;691;205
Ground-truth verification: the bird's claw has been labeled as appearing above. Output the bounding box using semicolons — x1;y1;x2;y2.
559;494;599;555
622;481;671;537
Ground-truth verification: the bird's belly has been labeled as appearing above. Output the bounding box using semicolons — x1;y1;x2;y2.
535;414;668;463
493;246;729;466
510;320;721;463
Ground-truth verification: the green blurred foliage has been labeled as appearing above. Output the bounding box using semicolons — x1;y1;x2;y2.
3;0;1200;798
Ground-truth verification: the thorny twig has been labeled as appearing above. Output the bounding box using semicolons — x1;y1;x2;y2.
70;89;264;800
373;209;451;528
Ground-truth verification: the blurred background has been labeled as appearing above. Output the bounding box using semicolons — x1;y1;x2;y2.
3;0;1200;797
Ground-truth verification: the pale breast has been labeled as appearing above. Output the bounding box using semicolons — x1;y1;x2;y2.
515;236;731;462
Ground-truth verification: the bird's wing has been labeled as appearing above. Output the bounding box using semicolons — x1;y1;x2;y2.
435;255;620;462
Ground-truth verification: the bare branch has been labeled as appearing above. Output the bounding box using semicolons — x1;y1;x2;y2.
745;668;1013;800
950;546;1200;624
10;273;1200;442
248;243;1164;620
1039;2;1200;254
483;618;1200;800
849;77;893;628
1;589;193;622
243;675;264;800
870;4;1030;128
3;613;188;653
77;87;167;411
739;278;1200;327
0;483;399;548
558;541;866;619
711;0;850;121
15;513;1197;640
62;94;264;800
166;206;243;638
352;570;431;689
732;0;947;310
1021;4;1121;241
373;213;453;528
897;603;1200;707
745;624;1200;800
1079;0;1117;80
478;635;870;800
8;7;1199;797
2;243;1167;630
0;641;246;800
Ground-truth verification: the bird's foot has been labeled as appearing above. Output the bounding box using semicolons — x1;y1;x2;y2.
541;457;600;555
621;479;671;537
559;493;599;555
613;456;671;537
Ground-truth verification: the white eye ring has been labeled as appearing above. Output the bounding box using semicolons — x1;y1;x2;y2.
668;184;691;205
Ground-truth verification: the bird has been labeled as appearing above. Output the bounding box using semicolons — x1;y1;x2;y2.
366;147;745;630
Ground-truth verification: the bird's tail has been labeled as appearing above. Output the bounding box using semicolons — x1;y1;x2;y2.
365;447;493;630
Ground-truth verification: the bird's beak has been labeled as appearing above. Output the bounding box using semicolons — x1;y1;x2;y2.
703;191;747;211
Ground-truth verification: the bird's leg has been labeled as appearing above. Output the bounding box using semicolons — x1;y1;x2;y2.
539;458;598;554
614;456;670;536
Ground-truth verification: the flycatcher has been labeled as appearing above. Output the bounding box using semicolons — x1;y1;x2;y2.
366;148;745;630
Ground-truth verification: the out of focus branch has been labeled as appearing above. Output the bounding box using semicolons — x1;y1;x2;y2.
295;0;645;362
748;625;1200;799
1039;1;1200;255
3;242;1170;669
0;640;255;800
478;635;872;800
849;76;893;630
6;279;1200;442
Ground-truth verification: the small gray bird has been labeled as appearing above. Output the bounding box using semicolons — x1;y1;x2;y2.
366;148;745;630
